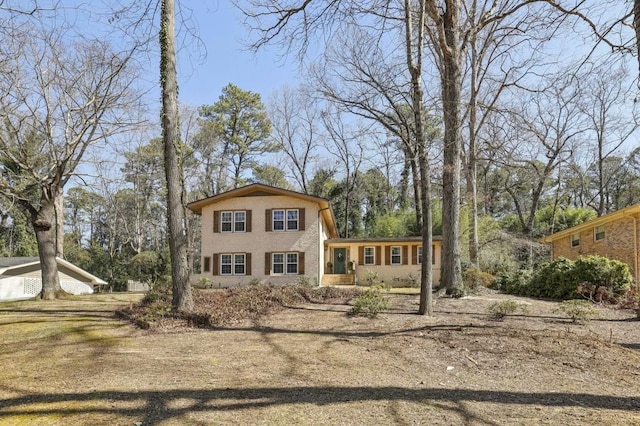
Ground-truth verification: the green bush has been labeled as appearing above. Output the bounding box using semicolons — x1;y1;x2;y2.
487;300;528;320
350;288;389;317
554;300;599;323
501;255;633;302
571;256;633;302
494;270;532;295
528;257;576;299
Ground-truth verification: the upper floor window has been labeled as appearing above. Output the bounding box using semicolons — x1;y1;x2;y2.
234;211;246;232
221;212;233;232
273;209;299;231
287;209;299;230
364;247;375;265
391;246;402;265
594;225;605;241
571;233;580;248
216;210;249;233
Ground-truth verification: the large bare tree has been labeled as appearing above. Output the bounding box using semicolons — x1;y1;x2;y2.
160;0;193;311
268;85;321;193
0;22;140;299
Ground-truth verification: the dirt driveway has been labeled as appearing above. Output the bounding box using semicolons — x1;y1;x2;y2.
0;291;639;425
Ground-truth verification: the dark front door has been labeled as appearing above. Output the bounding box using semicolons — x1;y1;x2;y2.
334;248;347;274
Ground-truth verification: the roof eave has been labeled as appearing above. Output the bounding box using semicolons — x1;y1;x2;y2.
539;204;640;243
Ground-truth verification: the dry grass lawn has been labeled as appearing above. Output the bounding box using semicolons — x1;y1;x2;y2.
1;289;639;425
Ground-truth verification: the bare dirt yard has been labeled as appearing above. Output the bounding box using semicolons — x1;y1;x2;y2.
1;289;639;425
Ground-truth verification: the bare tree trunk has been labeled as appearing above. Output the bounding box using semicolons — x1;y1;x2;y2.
54;187;64;258
160;0;193;312
405;0;432;315
466;18;479;267
31;193;61;300
439;0;464;295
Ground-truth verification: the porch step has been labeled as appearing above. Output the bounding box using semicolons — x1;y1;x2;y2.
322;274;355;286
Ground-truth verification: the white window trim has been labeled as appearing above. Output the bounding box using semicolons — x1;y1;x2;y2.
286;209;299;231
273;209;285;231
220;254;233;275
272;252;298;275
273;209;299;232
287;252;299;274
594;226;605;242
272;253;285;274
571;233;580;248
417;246;423;265
364;246;375;265
220;253;246;276
221;210;246;233
391;246;402;265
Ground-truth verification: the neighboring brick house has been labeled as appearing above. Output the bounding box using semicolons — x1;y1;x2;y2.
539;204;640;282
187;183;442;287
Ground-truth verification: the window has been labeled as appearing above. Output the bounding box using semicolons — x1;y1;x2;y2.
273;210;285;231
220;254;232;275
287;209;299;230
272;209;299;231
595;225;605;241
221;212;233;233
417;246;423;264
220;210;247;233
571;233;580;248
234;211;246;232
364;247;375;265
391;246;401;265
273;253;284;274
271;252;299;275
220;254;245;276
287;253;299;274
234;254;246;275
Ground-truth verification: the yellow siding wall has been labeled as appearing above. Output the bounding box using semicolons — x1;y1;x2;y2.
325;241;442;286
198;194;325;287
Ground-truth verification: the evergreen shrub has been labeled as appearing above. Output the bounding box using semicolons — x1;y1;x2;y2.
499;255;633;302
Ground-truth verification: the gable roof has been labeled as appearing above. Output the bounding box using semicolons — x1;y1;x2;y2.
540;204;640;243
187;183;339;238
0;257;108;285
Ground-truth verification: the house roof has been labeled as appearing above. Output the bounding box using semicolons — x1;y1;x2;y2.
327;236;442;245
187;183;339;238
539;204;640;243
0;257;108;285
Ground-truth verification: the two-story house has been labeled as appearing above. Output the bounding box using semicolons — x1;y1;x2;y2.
187;183;442;287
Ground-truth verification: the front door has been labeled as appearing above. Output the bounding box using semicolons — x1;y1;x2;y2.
334;248;347;274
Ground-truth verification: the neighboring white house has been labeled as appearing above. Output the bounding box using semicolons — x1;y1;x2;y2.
0;257;108;302
187;183;442;288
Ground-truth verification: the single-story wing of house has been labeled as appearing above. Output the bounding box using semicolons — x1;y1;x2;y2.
187;183;442;288
539;204;640;282
0;257;108;301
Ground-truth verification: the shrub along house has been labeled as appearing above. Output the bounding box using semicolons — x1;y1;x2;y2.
539;204;640;283
187;183;442;288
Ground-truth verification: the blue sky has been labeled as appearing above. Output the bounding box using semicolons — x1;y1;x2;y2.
176;1;300;107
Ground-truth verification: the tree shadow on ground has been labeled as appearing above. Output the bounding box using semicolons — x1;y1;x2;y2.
0;386;637;426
